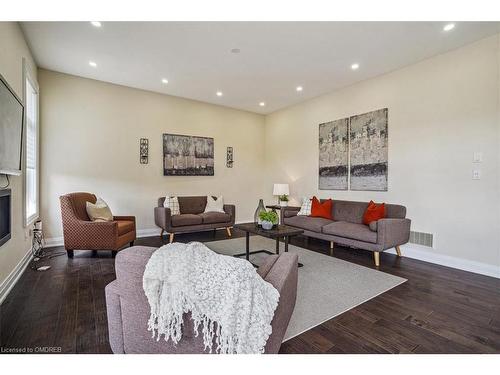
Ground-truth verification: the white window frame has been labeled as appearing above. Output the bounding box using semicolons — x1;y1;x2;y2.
23;59;39;227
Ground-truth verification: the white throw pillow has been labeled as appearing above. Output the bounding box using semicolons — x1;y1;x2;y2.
297;197;312;216
163;196;180;215
86;197;113;222
204;196;225;213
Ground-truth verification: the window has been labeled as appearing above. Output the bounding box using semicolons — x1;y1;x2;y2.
24;62;39;226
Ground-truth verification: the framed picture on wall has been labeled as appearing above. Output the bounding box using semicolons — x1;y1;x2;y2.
349;108;388;191
319;118;349;190
163;133;214;176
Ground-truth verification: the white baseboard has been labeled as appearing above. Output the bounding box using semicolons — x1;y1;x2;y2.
0;249;33;305
44;236;64;248
43;228;160;248
45;226;499;279
387;244;500;279
43;220;254;249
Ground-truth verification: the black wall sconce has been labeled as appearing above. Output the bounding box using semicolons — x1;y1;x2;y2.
140;138;149;164
226;147;233;168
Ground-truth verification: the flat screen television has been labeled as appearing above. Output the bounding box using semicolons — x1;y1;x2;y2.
0;73;24;176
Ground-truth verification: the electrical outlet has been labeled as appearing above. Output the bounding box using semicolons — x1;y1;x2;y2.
472;170;481;180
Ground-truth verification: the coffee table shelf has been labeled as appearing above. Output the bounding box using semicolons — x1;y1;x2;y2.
233;222;304;267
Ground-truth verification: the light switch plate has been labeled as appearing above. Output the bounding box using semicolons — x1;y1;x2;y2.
472;170;481;180
473;152;483;163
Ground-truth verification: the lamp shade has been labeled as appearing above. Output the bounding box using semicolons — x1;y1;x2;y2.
273;183;289;196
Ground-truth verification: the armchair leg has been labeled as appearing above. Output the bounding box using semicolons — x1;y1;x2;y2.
169;233;175;243
67;250;74;258
160;229;164;238
395;246;402;257
373;252;380;267
226;227;232;237
130;241;134;247
329;241;334;256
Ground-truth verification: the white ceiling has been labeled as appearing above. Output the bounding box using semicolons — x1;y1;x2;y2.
21;22;500;114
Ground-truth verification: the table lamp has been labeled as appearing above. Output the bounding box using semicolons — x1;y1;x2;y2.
273;183;289;205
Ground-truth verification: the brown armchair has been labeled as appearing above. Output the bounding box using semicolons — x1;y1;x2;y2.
59;192;136;258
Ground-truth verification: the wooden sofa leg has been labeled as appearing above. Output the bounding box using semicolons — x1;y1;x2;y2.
373;252;380;267
160;229;164;238
67;250;74;258
329;241;334;256
169;233;175;243
130;241;134;247
226;227;232;237
395;246;402;257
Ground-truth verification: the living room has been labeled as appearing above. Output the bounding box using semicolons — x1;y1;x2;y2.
1;0;499;371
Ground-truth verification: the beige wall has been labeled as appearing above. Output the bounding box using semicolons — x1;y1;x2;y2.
39;69;266;240
264;34;500;270
0;22;38;288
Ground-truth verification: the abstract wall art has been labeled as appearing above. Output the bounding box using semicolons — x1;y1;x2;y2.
349;108;388;191
319;118;349;190
163;133;214;176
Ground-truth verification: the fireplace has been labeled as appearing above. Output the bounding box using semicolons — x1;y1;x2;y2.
0;189;11;247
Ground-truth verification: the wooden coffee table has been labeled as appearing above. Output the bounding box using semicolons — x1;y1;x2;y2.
234;222;304;267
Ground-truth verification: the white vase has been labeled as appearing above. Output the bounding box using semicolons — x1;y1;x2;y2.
279;201;288;207
261;221;273;230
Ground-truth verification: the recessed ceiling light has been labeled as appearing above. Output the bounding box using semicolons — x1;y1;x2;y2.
259;102;265;107
161;78;168;84
230;48;241;54
296;86;303;92
89;61;97;67
351;63;360;70
90;21;101;28
216;91;223;97
443;23;455;32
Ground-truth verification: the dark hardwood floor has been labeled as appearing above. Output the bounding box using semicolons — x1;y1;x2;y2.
1;229;499;354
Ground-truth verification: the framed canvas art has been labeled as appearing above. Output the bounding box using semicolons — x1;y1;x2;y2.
163;133;214;176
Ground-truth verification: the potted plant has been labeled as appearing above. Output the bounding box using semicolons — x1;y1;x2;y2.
279;194;289;207
259;210;279;230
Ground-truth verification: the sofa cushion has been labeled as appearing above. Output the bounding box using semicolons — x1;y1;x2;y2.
284;215;333;233
177;196;208;214
86;197;113;222
204;196;225;213
199;212;230;224
171;214;203;227
332;200;368;224
117;220;135;235
322;221;377;243
310;197;333;219
363;200;386;225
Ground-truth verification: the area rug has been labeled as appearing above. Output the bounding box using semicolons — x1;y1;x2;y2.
206;236;407;341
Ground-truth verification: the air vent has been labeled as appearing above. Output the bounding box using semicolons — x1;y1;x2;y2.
409;231;433;248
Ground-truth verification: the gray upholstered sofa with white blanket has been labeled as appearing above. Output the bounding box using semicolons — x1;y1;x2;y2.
105;246;298;354
281;199;411;267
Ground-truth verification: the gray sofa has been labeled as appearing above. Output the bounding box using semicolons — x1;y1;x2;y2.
281;199;410;266
105;246;298;354
154;196;235;243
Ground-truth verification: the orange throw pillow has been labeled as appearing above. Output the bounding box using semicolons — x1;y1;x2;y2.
310;197;333;220
363;200;386;225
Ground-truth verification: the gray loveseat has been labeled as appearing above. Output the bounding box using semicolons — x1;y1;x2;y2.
105;246;298;354
154;196;235;243
281;199;410;266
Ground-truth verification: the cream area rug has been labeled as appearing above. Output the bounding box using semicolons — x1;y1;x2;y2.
206;236;407;341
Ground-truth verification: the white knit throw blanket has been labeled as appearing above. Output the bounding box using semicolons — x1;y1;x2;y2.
142;242;280;354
